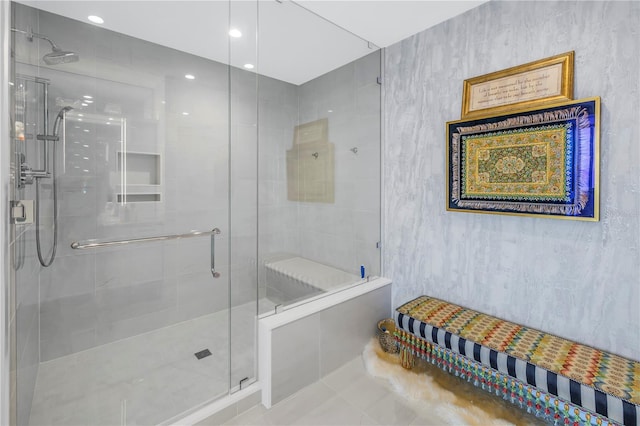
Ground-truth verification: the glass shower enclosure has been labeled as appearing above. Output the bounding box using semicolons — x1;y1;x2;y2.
4;0;382;424
9;1;258;424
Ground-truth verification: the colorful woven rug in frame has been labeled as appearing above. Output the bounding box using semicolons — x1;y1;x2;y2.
446;97;600;220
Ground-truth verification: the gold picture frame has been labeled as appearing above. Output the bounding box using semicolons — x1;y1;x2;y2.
461;51;574;119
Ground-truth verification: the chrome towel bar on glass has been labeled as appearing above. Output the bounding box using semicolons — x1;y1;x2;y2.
70;228;221;249
71;228;222;278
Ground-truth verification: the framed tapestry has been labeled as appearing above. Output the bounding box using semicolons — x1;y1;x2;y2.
446;97;600;221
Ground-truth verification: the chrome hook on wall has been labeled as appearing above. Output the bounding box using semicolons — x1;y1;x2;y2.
350;147;358;154
311;152;319;159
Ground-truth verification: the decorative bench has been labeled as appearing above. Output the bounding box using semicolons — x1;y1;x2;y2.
394;296;639;426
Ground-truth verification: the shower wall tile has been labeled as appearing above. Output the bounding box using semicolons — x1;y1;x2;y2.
16;319;39;426
355;51;381;89
271;313;321;405
286;51;381;280
176;270;228;322
40;293;98;361
232;124;259;180
12;1;255;364
55;214;97;258
176;237;227;277
232;97;258;127
96;278;177;325
41;252;94;303
383;1;640;360
257;74;302;295
319;285;390;376
95;306;178;348
257;51;381;299
257;75;298;107
94;244;166;289
231;265;258;308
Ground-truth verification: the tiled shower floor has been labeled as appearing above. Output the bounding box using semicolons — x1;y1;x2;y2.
28;299;276;426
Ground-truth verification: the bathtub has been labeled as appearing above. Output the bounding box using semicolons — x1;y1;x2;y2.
263;255;361;305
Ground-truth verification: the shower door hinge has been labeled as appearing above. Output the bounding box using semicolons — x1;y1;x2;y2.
376;241;382;249
376;77;382;85
11;200;34;224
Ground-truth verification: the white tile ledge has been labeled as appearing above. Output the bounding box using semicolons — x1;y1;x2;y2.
260;277;392;330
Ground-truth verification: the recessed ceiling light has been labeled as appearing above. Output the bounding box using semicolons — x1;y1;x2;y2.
85;100;93;104
243;63;255;70
229;28;242;38
83;129;90;132
185;74;195;80
77;118;83;121
182;112;189;116
83;95;93;99
81;103;88;106
77;114;84;117
88;15;104;24
108;117;114;121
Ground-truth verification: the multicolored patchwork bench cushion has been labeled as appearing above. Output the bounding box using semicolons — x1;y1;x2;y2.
395;296;640;426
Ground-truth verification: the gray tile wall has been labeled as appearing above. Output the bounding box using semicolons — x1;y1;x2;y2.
384;0;640;360
257;75;300;302
269;283;391;405
296;51;382;278
258;51;382;304
11;5;47;424
9;4;281;365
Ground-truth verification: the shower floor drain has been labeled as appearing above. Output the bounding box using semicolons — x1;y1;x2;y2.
194;349;212;360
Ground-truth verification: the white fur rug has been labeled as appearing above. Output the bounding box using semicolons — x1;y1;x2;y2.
362;338;541;426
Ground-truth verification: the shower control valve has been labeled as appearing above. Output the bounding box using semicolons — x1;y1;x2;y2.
16;153;48;188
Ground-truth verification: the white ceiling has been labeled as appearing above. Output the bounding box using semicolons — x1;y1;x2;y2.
16;0;486;85
296;1;487;48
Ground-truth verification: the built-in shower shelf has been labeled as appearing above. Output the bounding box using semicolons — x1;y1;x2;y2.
116;184;162;203
116;151;162;202
117;193;161;203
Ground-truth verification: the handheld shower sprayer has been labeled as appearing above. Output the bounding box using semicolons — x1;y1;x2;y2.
33;106;73;267
32;106;68;266
53;106;74;136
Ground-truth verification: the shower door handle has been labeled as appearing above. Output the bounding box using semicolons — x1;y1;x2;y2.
210;228;221;278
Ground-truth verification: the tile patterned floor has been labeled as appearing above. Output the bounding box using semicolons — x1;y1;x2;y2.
28;299;276;426
205;356;452;426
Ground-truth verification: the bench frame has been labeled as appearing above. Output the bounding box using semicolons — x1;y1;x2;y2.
394;308;638;426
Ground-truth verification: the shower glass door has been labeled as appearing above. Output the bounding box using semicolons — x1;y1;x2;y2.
9;1;258;424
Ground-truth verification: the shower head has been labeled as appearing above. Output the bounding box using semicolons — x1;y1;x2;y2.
43;47;79;65
11;27;80;65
